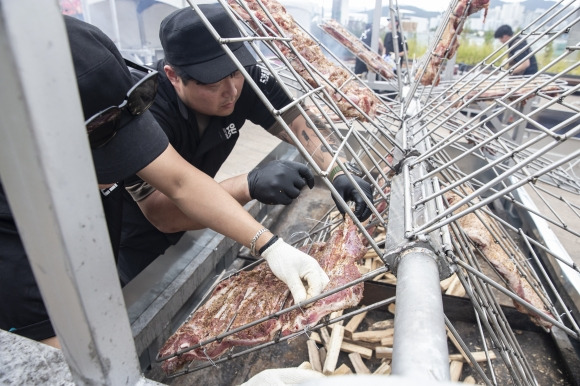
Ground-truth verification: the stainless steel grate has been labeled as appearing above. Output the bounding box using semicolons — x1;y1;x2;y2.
157;0;580;382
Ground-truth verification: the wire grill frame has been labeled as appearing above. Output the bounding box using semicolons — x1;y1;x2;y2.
156;0;580;382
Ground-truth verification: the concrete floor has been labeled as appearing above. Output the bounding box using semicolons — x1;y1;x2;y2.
214;123;282;182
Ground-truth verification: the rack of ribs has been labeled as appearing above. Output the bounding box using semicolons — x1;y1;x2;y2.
419;0;490;86
444;189;554;329
447;74;564;104
157;218;367;374
319;19;395;80
228;0;381;120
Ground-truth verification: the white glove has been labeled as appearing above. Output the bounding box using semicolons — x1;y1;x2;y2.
241;368;324;386
262;238;330;303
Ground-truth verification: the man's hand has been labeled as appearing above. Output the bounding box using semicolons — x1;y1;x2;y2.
248;160;315;205
332;174;374;221
261;238;330;303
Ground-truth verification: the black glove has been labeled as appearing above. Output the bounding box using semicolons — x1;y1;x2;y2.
248;160;315;205
332;174;373;221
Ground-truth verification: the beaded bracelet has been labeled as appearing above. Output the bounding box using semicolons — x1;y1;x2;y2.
250;227;269;257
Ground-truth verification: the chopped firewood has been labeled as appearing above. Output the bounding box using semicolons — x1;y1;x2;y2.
450;360;463;382
335;340;373;359
322;325;345;375
375;347;393;359
446;326;470;363
364;258;373;270
332;363;352;376
364;249;379;259
352;328;394;343
384;272;397;281
340;336;379;350
320;326;331;346
373;361;392;375
374;235;386;245
372;258;384;271
440;273;456;292
307;339;322;372
388;303;396;315
372;273;385;281
310;332;373;359
344;310;368;338
449;350;496;362
380;336;394;347
445;274;466;297
319;347;327;365
375;276;397;285
298;361;313;370
358;265;371;275
463;375;476;383
370;319;394;330
349;352;371;374
329;310;344;327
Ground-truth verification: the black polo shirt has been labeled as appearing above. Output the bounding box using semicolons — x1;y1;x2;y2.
508;37;538;75
118;62;294;284
0;180;124;340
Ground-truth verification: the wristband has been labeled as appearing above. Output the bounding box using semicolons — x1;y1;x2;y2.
328;165;343;182
250;228;269;257
258;235;279;255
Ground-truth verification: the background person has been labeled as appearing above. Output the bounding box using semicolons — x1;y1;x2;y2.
383;17;407;66
118;4;374;284
354;22;384;76
494;24;538;75
0;15;328;349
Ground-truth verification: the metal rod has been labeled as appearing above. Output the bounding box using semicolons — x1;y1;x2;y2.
391;248;450;381
456;260;578;338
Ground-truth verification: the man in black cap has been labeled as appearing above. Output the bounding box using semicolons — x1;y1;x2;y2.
117;3;374;284
494;24;538;76
0;15;328;348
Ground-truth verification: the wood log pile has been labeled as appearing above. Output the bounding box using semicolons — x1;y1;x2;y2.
297;304;495;383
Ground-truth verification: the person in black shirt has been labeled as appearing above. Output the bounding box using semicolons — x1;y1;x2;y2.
494;24;538;75
354;23;384;75
118;4;374;284
1;15;328;348
383;18;407;66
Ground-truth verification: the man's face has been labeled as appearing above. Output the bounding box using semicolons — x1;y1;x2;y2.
166;66;244;116
498;35;510;44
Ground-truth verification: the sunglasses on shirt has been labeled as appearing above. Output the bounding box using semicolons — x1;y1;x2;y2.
85;59;159;149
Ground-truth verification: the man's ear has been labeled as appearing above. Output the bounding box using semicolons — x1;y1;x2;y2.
164;65;179;87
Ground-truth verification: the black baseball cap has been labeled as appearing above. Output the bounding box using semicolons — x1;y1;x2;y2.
64;15;169;184
160;3;257;84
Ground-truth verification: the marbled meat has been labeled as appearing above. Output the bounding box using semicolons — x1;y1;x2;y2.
158;218;366;373
445;189;554;329
228;0;381;120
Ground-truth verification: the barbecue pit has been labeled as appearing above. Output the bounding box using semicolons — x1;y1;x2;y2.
139;0;580;383
0;0;579;384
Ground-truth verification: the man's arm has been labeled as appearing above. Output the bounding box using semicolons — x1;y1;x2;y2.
136;157;314;233
136;144;329;303
137;144;270;245
281;110;343;170
277;110;374;221
511;58;530;75
134;174;250;234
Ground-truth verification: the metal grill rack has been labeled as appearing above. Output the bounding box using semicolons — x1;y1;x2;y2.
155;0;580;383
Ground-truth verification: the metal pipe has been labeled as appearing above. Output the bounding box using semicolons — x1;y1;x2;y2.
391;248;450;381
